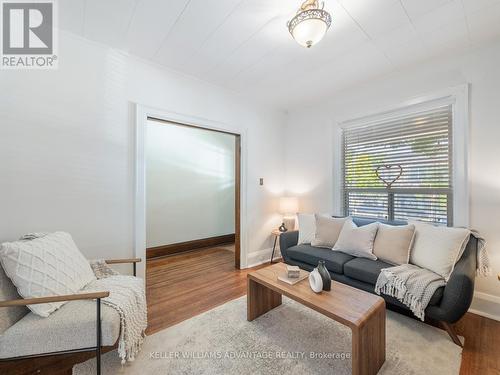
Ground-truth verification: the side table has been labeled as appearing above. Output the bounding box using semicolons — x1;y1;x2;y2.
270;229;283;264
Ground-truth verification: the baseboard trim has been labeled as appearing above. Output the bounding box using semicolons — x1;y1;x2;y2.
147;234;235;259
473;291;500;304
468;291;500;322
468;308;500;322
246;247;281;268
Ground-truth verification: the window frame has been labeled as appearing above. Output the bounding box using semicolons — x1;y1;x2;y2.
333;84;469;227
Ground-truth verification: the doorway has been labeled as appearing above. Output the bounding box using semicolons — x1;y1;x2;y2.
144;116;241;269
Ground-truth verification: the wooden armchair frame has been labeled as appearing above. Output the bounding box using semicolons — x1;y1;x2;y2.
0;258;142;375
104;258;141;277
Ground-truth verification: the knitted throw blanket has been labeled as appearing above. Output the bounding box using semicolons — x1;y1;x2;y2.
375;264;445;321
90;259;119;279
375;231;491;321
87;261;147;364
471;230;491;277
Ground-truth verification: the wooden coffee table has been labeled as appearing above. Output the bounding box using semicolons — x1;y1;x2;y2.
247;263;386;375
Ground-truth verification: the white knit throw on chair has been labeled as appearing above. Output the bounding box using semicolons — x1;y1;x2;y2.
88;260;148;364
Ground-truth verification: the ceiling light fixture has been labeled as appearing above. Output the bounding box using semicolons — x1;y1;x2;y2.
288;0;332;48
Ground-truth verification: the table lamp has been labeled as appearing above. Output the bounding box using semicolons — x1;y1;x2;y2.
279;197;299;232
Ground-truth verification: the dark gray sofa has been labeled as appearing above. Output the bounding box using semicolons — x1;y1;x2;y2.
279;217;476;345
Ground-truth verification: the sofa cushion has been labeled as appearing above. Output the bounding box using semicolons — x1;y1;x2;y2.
0;266;28;335
0;298;120;359
384;288;444;308
427;287;444;306
344;258;393;285
333;271;444;307
286;245;354;274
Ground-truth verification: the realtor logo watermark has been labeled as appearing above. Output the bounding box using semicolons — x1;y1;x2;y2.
1;0;57;69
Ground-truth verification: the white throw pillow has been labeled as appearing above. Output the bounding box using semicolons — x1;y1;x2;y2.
333;220;379;260
409;221;470;281
297;213;316;244
0;232;96;317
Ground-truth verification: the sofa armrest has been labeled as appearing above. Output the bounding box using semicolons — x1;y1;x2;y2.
0;291;110;308
279;231;299;262
426;236;477;323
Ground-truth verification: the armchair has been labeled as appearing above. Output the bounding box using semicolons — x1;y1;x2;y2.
0;258;142;375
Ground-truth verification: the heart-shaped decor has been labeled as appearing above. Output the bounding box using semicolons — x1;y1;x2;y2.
375;164;403;188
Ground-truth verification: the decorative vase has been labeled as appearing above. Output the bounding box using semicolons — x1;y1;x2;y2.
317;260;331;291
309;268;323;293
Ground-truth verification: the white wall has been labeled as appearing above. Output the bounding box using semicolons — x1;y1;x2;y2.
146;120;235;248
284;41;500;317
0;31;286;268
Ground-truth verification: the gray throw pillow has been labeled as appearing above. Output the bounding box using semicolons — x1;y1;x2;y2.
311;215;347;248
373;224;415;265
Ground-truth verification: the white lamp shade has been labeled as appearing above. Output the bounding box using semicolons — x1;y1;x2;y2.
279;197;299;215
291;18;328;48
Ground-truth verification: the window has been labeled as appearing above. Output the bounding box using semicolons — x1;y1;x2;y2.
342;104;453;225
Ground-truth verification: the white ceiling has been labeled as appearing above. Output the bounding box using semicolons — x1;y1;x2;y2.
59;0;500;109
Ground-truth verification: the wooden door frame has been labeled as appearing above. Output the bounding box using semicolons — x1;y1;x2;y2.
234;134;241;268
135;105;245;277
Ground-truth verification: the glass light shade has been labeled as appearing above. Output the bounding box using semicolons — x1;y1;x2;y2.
279;197;299;215
288;5;332;48
291;18;328;48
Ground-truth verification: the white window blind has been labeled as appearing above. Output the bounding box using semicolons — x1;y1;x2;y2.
342;104;453;225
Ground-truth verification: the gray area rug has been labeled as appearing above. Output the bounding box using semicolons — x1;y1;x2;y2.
74;296;462;374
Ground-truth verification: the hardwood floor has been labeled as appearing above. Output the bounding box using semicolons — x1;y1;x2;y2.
146;247;500;374
146;244;261;335
456;313;500;374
